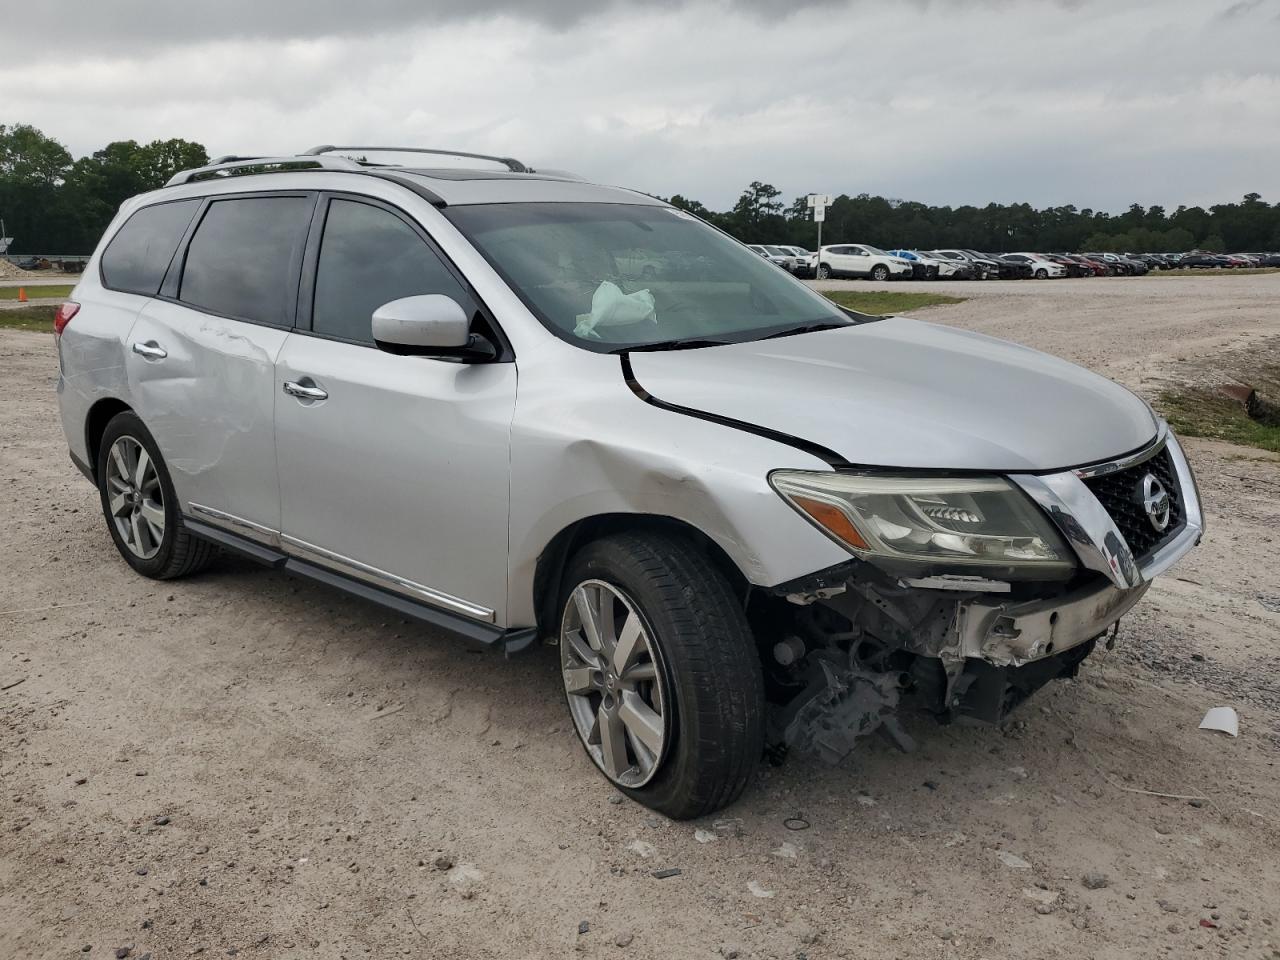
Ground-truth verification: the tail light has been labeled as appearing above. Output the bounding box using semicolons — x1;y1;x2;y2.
53;301;80;336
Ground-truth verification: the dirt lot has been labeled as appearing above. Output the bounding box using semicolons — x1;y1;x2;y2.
3;275;1279;960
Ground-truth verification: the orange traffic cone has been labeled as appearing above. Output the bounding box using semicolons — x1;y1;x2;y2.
17;287;27;302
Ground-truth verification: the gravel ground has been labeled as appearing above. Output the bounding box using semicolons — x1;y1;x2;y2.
2;274;1279;960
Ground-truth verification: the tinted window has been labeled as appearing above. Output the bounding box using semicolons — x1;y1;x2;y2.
100;200;200;295
311;199;472;345
179;196;311;326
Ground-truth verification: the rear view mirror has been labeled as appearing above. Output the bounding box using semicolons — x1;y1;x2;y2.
371;295;495;360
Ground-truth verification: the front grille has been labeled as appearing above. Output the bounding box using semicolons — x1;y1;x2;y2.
1081;446;1184;561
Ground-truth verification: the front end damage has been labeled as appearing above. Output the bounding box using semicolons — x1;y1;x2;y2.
759;560;1149;762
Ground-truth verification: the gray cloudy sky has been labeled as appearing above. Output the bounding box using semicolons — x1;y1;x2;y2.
3;0;1278;211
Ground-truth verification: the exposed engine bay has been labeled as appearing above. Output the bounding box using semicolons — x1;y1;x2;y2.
756;560;1149;763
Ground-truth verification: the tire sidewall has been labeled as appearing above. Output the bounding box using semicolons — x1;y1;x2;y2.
871;265;889;281
96;412;184;577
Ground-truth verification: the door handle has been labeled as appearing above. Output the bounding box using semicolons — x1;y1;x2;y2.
131;340;167;360
283;380;328;401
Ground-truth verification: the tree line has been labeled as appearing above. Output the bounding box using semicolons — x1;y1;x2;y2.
665;182;1280;254
3;123;1278;255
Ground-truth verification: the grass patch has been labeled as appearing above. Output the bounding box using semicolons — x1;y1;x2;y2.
821;290;966;315
1158;368;1280;455
0;284;74;300
1151;268;1280;278
0;305;57;332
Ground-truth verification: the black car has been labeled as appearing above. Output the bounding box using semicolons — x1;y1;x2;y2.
988;254;1034;279
1178;253;1228;269
961;249;1006;280
1125;254;1162;271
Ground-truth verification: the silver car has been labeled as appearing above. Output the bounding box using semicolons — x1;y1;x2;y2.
54;147;1203;818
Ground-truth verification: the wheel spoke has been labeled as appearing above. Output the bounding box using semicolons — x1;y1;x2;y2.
140;501;165;531
109;492;130;517
573;586;603;651
618;692;664;757
611;612;643;677
129;513;145;551
597;705;629;780
562;666;596;696
565;631;599;670
620;661;657;684
110;443;129;483
133;447;151;489
626;726;657;776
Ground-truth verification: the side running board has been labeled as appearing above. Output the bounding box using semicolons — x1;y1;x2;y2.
182;517;538;656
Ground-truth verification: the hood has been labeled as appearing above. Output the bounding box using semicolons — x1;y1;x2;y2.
628;317;1158;472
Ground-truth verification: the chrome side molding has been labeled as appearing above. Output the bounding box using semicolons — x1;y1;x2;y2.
280;534;495;623
189;502;280;547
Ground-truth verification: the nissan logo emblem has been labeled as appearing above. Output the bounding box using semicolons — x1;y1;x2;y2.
1139;474;1171;532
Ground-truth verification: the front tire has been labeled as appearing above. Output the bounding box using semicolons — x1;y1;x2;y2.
558;533;764;819
96;412;216;580
870;264;890;281
817;263;832;280
1035;268;1048;279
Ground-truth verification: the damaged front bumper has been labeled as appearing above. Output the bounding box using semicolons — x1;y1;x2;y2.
765;427;1203;761
936;576;1149;668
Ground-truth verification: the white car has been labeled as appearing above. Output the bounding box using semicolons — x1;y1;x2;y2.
747;244;792;269
814;244;913;281
1001;252;1067;279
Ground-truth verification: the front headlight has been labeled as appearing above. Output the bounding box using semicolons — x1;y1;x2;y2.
770;471;1074;578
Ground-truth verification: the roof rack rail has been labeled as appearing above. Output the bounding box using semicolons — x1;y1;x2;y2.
165;154;364;187
302;145;531;174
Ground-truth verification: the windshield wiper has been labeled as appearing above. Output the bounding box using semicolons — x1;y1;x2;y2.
612;337;733;354
760;320;856;340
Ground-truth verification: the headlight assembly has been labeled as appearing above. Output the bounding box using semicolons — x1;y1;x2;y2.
770;471;1074;579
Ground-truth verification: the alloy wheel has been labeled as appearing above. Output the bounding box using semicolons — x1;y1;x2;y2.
561;579;670;788
105;436;165;560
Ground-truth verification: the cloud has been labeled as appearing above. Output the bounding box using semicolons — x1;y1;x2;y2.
2;0;1277;212
1;0;843;49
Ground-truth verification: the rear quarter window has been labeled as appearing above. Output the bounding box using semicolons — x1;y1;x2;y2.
100;199;200;296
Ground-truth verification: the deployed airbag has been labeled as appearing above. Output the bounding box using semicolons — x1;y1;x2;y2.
574;281;657;339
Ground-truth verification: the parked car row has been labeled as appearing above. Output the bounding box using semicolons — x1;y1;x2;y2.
746;244;1280;280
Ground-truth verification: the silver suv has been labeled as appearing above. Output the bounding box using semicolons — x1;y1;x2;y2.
55;147;1203;818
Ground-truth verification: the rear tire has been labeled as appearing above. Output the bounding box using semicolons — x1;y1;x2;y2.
557;533;765;819
96;412;217;580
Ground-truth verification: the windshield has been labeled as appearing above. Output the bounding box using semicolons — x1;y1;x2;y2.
445;202;852;351
763;245;789;257
862;245;890;256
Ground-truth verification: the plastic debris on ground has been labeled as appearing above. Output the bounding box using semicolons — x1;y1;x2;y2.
1198;706;1239;737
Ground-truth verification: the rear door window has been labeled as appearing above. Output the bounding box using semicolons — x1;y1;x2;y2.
311;198;473;345
100;199;200;295
178;196;312;327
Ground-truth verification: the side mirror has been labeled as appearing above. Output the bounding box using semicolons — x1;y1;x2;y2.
371;295;495;361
